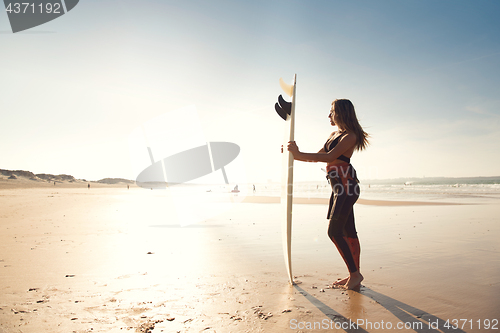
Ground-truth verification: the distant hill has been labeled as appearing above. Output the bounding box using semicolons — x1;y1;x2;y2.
36;173;77;182
1;169;77;182
96;178;135;184
1;169;38;180
0;169;134;184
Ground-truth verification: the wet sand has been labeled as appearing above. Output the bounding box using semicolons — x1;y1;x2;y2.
0;183;499;332
243;196;463;206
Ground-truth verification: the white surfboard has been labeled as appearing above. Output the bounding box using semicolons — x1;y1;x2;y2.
275;74;296;284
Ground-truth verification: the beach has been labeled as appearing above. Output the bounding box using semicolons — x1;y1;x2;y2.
0;180;499;332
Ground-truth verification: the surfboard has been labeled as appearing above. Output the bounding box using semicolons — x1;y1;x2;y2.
275;74;296;284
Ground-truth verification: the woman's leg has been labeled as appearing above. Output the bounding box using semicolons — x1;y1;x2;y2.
328;222;358;273
344;183;363;289
327;187;358;274
328;181;362;289
345;209;360;271
333;211;361;286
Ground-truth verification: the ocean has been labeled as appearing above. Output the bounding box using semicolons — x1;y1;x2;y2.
142;176;500;206
238;176;500;204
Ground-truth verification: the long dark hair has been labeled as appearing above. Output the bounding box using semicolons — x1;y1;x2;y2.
332;99;369;151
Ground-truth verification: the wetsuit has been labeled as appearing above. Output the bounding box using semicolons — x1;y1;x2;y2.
324;132;361;273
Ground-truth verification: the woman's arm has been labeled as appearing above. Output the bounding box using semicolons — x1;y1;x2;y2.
288;133;356;163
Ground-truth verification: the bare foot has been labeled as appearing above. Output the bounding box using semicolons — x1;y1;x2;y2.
332;276;349;287
344;272;364;290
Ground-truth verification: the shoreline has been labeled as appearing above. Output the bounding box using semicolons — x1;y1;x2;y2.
242;196;467;206
1;180;468;207
0;179;134;190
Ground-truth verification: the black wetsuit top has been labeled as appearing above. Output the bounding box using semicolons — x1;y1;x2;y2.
324;133;350;163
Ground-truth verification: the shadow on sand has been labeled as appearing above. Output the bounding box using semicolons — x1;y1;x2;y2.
294;284;466;332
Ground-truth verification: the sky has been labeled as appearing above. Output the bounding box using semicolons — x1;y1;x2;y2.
1;0;500;183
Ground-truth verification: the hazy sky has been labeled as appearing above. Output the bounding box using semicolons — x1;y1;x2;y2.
2;0;500;183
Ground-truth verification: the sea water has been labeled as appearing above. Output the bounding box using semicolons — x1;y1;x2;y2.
145;176;500;205
242;176;500;204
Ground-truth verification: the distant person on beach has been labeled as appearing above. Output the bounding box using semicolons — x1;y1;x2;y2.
287;99;369;290
88;183;90;189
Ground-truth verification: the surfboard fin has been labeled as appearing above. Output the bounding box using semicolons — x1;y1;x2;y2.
279;77;294;97
275;94;292;121
275;102;287;120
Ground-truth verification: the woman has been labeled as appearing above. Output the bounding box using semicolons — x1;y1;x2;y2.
287;99;369;290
